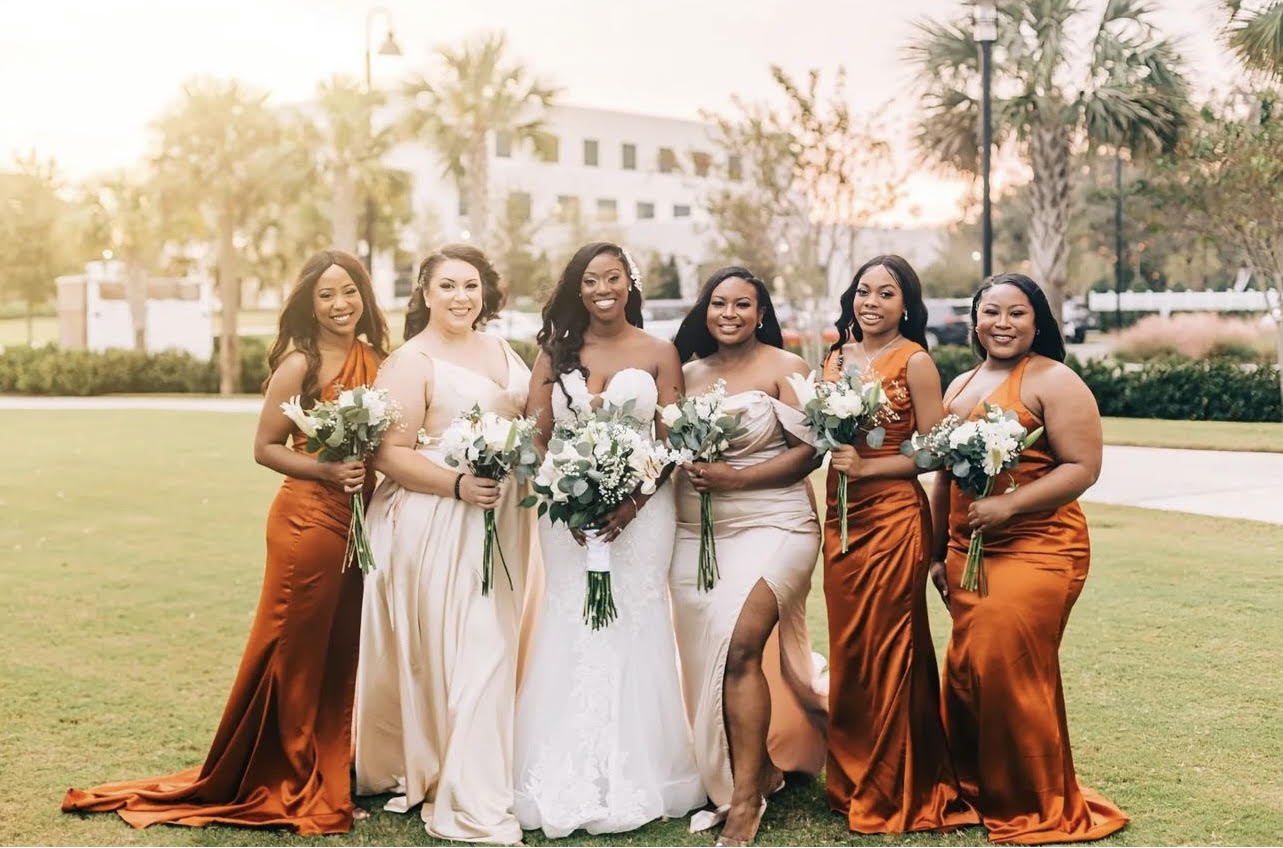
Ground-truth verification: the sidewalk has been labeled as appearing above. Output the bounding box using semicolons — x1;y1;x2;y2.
4;395;1282;525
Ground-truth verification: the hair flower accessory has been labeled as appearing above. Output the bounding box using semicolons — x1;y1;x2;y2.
620;248;643;292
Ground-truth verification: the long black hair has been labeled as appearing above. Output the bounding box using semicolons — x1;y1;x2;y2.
829;254;930;355
672;266;783;363
970;273;1066;362
404;243;505;340
536;242;643;379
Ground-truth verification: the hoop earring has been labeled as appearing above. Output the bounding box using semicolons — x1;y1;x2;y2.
756;320;764;329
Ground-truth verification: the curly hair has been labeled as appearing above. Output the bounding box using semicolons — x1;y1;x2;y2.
672;266;783;362
264;249;389;407
535;242;644;382
404;243;506;341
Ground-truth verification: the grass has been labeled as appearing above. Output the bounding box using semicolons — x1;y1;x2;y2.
1101;417;1283;453
2;410;1283;845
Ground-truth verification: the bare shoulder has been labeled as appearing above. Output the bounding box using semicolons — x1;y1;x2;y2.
906;348;942;376
266;350;308;390
763;345;811;380
639;330;680;367
1026;355;1085;391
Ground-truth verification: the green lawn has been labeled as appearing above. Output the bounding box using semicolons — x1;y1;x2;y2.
2;410;1282;846
1102;417;1283;452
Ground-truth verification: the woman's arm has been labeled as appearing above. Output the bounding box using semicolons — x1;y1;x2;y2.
967;363;1103;532
526;350;556;451
370;349;499;507
253;352;365;491
831;350;945;482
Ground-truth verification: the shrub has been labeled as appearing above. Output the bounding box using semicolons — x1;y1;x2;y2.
1076;357;1281;422
1113;313;1276;363
930;345;978;389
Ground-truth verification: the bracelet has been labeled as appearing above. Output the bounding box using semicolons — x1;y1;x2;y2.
453;473;464;500
627;494;639;514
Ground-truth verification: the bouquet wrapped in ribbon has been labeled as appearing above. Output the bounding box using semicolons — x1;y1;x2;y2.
529;417;678;629
786;370;892;553
440;405;540;596
659;379;746;591
280;385;397;574
901;405;1044;595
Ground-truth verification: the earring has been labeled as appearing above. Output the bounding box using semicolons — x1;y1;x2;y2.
903;310;908;321
756;320;764;329
1035;329;1041;337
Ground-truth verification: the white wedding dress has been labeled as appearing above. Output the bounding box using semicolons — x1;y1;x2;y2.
514;368;706;838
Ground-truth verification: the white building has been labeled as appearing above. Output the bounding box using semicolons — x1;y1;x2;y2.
386;104;737;300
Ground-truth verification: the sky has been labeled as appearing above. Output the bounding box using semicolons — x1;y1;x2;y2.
0;0;1241;226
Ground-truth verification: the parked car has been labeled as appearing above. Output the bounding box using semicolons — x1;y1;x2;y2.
1061;297;1099;344
925;299;972;348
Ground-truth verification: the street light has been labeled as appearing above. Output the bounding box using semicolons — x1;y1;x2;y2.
364;7;401;273
974;1;997;280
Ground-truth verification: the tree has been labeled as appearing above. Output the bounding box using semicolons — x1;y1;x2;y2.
492;192;553;303
907;0;1190;319
1149;104;1283;413
645;253;683;300
0;154;63;343
704;66;900;362
401;32;558;253
150;78;289;394
1222;1;1283;80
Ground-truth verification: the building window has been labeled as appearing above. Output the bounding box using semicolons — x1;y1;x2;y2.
556;194;580;221
583;139;599;167
691;151;712;178
508;191;532;224
673;204;691;218
537;134;560;163
636;201;655;220
727;154;743;181
495;130;513;158
658;147;679;174
597;198;618;222
621;143;637;170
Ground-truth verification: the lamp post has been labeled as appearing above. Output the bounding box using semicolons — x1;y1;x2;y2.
1113;148;1124;331
974;1;997;280
364;7;401;272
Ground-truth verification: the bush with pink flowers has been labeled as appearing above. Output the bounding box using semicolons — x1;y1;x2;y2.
1112;313;1277;363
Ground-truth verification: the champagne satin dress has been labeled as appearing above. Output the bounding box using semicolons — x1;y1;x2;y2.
670;391;828;810
354;340;534;844
822;342;976;833
62;341;381;835
942;354;1127;844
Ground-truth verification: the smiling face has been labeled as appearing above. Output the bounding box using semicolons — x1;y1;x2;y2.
852;264;904;338
426;257;484;332
975;282;1036;360
311;263;365;338
705;276;762;347
580;251;630;323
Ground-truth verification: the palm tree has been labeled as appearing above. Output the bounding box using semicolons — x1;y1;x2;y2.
1222;1;1283;80
401;31;558;252
907;0;1190;318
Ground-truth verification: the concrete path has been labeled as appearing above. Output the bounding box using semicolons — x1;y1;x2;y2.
4;395;1281;525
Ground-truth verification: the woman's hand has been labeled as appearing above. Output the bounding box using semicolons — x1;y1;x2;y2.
595;497;641;544
458;475;501;509
928;560;950;612
967;494;1016;533
319;460;366;494
683;461;742;493
828;445;862;478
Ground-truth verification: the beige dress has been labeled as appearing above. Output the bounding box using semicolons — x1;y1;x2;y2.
670;391;828;812
354;340;533;844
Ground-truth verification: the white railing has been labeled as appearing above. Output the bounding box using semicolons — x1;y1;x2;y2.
1088;289;1280;315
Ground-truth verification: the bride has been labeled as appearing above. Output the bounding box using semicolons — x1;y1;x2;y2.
515;242;705;838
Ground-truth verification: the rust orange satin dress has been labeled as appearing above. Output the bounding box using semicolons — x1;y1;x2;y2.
821;341;977;834
62;341;381;836
942;354;1127;844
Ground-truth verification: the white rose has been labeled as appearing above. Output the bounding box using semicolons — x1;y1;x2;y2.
338;388;356;409
659;403;682;428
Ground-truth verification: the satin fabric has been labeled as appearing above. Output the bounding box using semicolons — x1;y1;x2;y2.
670;391;828;810
62;341;381;835
354;341;533;844
821;342;977;834
942;354;1127;844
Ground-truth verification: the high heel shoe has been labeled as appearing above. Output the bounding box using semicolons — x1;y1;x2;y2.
715;798;767;847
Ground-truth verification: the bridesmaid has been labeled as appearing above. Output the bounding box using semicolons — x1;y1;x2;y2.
353;244;533;843
820;255;976;834
670;267;827;847
931;272;1127;844
62;249;388;834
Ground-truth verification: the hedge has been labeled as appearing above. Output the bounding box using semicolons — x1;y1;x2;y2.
2;340;1280;422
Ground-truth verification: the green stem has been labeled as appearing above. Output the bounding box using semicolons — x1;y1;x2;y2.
698;491;719;592
838;471;850;554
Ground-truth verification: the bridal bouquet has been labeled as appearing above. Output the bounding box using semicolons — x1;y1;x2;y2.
281;386;397;574
659;379;746;591
900;405;1044;596
440;405;540;596
530;417;678;630
786;370;892;554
